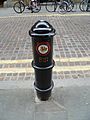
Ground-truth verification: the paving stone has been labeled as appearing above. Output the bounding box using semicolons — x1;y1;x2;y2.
0;12;90;81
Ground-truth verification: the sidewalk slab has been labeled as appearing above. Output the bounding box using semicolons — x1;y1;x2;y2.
0;78;90;120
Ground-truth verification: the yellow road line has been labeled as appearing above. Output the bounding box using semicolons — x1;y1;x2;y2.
0;68;33;73
55;65;90;72
59;57;90;62
0;13;90;19
0;57;90;64
0;65;90;73
0;59;32;64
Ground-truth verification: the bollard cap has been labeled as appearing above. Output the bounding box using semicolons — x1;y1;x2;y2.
29;20;56;36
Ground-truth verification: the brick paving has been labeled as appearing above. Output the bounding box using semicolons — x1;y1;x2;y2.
0;14;90;81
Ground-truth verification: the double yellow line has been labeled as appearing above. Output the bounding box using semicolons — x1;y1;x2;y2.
0;57;90;73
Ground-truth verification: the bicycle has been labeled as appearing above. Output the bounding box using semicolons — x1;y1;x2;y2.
79;0;90;11
45;0;69;13
64;0;75;12
13;0;41;13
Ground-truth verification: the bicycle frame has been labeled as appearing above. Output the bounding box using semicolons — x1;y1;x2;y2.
55;0;68;11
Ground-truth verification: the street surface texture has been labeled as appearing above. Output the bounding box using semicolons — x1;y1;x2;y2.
0;8;90;80
0;81;90;120
0;7;90;120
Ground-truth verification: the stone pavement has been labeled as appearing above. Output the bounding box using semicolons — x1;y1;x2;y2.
0;79;90;120
0;10;90;80
0;8;90;120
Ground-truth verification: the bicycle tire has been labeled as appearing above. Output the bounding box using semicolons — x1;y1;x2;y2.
67;1;74;12
13;2;25;13
58;1;68;13
45;1;57;12
79;0;87;11
32;1;41;13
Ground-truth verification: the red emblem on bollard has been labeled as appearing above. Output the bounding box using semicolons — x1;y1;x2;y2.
36;42;51;56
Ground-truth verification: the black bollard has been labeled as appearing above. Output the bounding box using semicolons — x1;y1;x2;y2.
29;20;56;101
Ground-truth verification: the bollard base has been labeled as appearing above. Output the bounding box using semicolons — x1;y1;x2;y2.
36;90;52;101
34;81;54;101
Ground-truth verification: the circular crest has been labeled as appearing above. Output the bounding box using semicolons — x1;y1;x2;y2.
36;42;51;56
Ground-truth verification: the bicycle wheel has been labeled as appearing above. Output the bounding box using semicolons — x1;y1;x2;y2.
79;0;87;11
58;1;68;13
45;1;57;12
32;1;41;13
67;1;74;12
13;2;25;13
